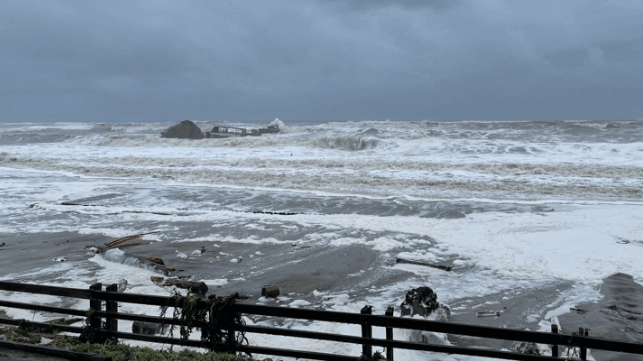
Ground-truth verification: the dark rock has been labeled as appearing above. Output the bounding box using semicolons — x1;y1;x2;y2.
262;285;280;298
400;286;451;321
132;321;160;335
161;120;204;139
511;341;543;355
162;279;208;296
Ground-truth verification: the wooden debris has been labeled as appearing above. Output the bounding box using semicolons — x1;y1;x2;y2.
150;277;208;295
396;258;452;271
140;256;165;265
252;211;297;216
476;311;501;317
48;317;84;326
101;232;160;250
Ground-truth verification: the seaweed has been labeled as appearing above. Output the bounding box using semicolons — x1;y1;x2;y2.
160;291;248;355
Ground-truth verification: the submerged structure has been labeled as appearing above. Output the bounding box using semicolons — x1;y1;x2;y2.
207;124;280;138
161;119;283;139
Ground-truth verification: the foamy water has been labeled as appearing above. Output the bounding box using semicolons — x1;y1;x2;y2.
1;119;642;359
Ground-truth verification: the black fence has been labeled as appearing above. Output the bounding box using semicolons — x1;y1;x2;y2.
1;281;643;360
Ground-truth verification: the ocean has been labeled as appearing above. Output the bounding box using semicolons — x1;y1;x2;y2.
1;119;642;360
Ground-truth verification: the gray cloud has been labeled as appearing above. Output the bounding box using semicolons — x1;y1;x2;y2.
0;0;642;122
320;0;460;10
31;49;76;60
599;41;643;62
543;49;589;69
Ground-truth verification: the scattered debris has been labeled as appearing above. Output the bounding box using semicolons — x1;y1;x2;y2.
85;246;100;255
396;258;452;271
604;305;641;320
140;256;165;265
100;232;160;250
52;257;66;262
150;277;208;296
511;341;547;356
252;210;297;215
47;318;84;326
476;311;501;318
262;286;280;298
207;120;282;139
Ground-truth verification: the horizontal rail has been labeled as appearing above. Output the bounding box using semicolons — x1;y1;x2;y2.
0;281;92;299
3;281;643;356
0;299;88;318
238;325;565;361
93;310;206;328
234;304;643;353
0;318;83;334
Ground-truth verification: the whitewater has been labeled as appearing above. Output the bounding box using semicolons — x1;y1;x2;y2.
1;119;642;360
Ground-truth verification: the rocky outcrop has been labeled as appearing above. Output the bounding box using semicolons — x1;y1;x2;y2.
401;286;452;346
161;120;204;139
132;321;166;335
400;286;451;321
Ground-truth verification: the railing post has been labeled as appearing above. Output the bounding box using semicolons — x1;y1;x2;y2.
106;283;118;344
385;306;394;361
227;325;235;354
361;305;372;359
580;328;589;361
550;323;558;357
89;283;102;338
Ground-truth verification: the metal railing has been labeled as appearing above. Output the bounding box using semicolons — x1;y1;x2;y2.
1;281;642;360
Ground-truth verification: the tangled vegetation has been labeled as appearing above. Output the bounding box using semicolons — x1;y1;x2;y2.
160;291;248;354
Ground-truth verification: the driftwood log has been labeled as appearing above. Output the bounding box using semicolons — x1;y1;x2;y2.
396;258;452;271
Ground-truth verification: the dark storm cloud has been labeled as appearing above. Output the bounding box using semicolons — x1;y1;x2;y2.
0;0;642;122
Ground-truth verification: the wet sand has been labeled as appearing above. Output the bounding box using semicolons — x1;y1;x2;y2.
2;232;643;360
558;273;643;361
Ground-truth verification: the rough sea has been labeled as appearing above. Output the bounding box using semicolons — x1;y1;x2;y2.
1;119;643;360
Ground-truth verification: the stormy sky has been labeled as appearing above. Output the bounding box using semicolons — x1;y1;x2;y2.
1;0;642;122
